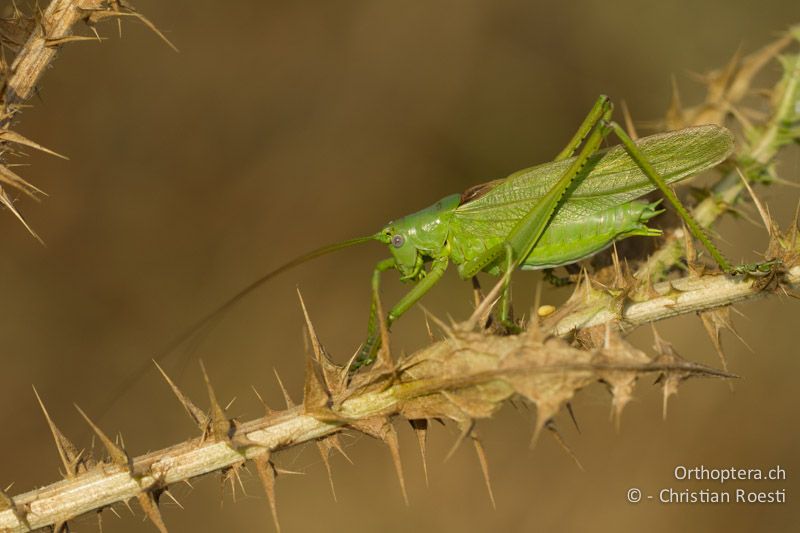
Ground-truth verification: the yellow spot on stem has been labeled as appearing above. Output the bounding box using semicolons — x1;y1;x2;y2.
537;305;556;317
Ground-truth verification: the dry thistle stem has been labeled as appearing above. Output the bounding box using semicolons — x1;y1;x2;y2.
0;0;174;240
0;313;734;532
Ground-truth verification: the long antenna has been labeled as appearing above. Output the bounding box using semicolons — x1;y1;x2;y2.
102;233;380;418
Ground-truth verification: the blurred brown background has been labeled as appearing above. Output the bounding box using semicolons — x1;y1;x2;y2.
1;1;799;531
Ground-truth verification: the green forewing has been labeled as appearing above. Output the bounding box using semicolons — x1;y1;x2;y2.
449;125;733;262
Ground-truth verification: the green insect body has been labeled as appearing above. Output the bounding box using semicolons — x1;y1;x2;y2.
385;125;732;281
138;96;751;393
355;111;738;369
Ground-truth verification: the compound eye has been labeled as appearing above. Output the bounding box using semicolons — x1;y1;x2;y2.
391;234;405;248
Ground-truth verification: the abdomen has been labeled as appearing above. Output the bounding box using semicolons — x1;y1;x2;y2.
520;201;661;269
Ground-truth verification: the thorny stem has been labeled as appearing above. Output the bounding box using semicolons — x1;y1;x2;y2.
0;0;101;240
635;31;800;281
548;265;800;336
0;0;173;238
1;0;97;124
1;259;797;531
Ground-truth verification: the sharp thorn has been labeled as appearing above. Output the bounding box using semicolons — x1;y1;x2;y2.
445;419;474;462
328;434;353;464
199;360;232;441
736;167;773;233
136;492;168;533
273;368;295;409
273;467;305;476
420;307;455;340
254;454;280;533
383;424;408;506
153;360;208;428
565;402;581;435
162;489;184;510
409;419;429;486
546;421;584;472
471;434;496;509
316;439;338;502
74;404;130;470
464;270;508;331
251;385;274;415
296;288;325;364
32;386;80;477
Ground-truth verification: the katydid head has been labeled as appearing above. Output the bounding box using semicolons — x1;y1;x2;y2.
378;224;423;280
377;193;462;281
